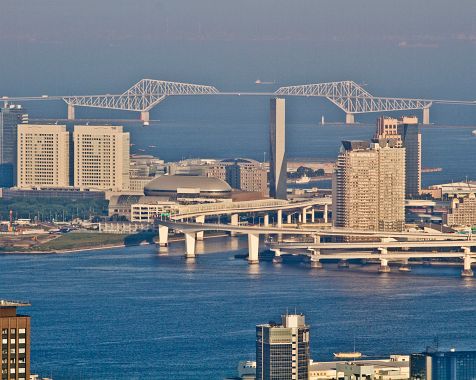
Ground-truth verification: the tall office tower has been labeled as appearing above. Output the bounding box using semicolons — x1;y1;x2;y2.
410;350;476;379
333;140;405;232
0;300;31;380
269;98;287;199
74;125;130;191
0;105;28;187
397;116;421;198
256;313;310;380
17;125;70;189
374;116;402;146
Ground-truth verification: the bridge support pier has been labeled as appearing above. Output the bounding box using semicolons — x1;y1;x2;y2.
230;213;238;236
67;104;75;120
287;214;292;224
323;204;328;223
277;209;282;228
301;208;307;224
422;107;430;125
462;248;474;277
195;216;205;241
310;249;323;269
140;111;150;123
184;232;196;259
311;208;315;223
248;233;259;264
345;113;355;124
378;247;390;273
158;225;169;247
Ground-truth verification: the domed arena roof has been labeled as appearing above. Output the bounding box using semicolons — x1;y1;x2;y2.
144;175;232;195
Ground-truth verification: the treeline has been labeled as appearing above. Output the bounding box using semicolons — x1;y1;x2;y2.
287;166;326;179
0;197;109;222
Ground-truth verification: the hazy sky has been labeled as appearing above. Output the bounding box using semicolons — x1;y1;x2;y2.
1;0;475;43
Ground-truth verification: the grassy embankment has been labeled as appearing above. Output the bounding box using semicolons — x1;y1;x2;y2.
0;231;157;253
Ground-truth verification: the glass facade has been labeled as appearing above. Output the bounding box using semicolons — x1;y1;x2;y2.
0;106;28;188
411;351;476;380
256;315;310;380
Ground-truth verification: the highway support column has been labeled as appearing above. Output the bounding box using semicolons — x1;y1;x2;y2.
195;215;205;241
461;247;474;277
230;213;238;237
158;225;169;247
248;233;259;265
184;232;196;259
277;209;282;228
422;107;430;125
310;249;323;269
378;247;391;273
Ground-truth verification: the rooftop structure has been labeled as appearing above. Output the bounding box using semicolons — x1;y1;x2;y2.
144;175;232;199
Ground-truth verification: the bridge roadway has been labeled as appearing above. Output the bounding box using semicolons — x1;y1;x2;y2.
170;198;331;221
156;219;476;276
270;240;476;250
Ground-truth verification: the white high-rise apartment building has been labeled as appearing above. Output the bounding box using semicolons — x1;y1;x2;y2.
73;125;130;191
17;124;70;188
333;140;405;233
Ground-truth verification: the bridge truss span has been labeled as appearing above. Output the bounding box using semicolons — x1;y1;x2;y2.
63;79;219;116
274;80;433;115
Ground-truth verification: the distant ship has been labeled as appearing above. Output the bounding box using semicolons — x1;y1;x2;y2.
472;130;476;136
333;352;363;359
255;79;275;85
296;175;311;184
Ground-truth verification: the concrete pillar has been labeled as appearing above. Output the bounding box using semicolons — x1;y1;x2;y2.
277;209;282;228
422;107;430;125
195;215;205;241
301;208;307;224
298;213;302;223
311;208;315;223
345;113;355;124
185;232;196;259
269;98;287;200
323;204;328;223
263;214;269;227
230;213;239;236
378;247;390;272
272;248;281;257
462;249;474;277
158;225;169;247
67;104;75;120
140;111;150;122
313;234;320;244
287;214;292;224
310;249;323;269
379;258;391;273
248;233;259;264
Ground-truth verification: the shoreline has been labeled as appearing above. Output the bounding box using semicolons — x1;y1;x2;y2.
0;232;230;255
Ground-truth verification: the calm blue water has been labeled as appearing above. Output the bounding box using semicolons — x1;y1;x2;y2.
1;239;476;379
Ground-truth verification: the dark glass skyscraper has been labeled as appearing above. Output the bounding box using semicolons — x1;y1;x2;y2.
397;116;421;198
410;350;476;380
256;313;310;380
0;105;28;188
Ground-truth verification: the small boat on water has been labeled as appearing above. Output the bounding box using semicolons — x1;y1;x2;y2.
472;130;476;136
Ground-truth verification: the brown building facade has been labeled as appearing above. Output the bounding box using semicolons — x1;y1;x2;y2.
0;301;30;380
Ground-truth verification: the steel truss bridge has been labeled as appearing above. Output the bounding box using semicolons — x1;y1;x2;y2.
3;79;475;124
